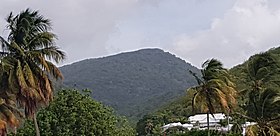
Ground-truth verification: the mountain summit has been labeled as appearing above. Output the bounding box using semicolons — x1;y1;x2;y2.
59;48;200;120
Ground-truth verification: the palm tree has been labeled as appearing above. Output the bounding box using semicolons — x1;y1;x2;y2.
240;53;280;135
0;43;24;136
247;53;280;89
242;88;280;136
0;9;65;136
189;59;237;136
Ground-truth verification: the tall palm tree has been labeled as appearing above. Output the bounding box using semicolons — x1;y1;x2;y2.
189;59;237;136
0;9;65;136
242;88;280;136
240;53;280;135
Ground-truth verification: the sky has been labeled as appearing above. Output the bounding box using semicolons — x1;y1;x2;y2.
1;0;280;68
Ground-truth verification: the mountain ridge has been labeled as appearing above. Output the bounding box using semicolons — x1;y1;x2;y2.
59;48;200;121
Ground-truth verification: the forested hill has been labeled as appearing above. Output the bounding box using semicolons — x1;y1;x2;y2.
59;48;200;121
229;46;280;90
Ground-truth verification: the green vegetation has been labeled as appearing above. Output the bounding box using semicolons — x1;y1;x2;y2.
230;47;280;91
233;52;280;135
0;9;65;135
136;59;238;136
9;89;135;136
136;94;193;135
137;47;280;135
59;48;200;122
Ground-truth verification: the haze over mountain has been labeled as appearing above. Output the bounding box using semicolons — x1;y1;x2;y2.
59;48;200;120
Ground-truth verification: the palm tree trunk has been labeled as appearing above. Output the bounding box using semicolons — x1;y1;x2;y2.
33;113;40;136
14;127;17;135
3;129;7;136
227;112;230;132
207;111;210;136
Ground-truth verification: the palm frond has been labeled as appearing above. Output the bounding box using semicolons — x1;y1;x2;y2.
267;127;280;136
246;124;259;136
212;88;229;112
0;36;10;54
23;62;36;88
15;61;28;89
8;68;19;93
46;61;63;79
191;59;237;117
27;32;56;50
189;70;203;85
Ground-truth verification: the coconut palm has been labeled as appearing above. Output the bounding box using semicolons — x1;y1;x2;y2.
242;88;280;136
247;52;280;90
240;53;280;135
189;59;237;136
0;48;25;135
0;9;65;135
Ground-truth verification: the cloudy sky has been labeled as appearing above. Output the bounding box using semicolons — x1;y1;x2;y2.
1;0;280;68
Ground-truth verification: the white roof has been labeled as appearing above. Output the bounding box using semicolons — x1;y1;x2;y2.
162;122;182;128
162;122;193;131
243;122;257;127
182;123;193;127
189;113;227;124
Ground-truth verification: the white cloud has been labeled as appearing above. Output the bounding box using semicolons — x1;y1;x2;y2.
107;0;235;59
171;0;280;68
1;0;280;68
0;0;137;65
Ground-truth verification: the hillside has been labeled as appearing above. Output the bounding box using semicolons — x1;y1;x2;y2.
229;46;280;90
135;46;280;134
59;48;200;121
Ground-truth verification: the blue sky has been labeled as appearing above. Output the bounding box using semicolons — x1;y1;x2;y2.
1;0;280;68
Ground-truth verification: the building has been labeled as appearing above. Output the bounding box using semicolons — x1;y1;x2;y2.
162;113;256;136
162;122;193;131
188;113;228;128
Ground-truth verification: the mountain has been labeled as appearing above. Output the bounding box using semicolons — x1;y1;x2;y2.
59;48;200;121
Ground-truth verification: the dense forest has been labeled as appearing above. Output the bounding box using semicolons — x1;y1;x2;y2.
59;48;200;121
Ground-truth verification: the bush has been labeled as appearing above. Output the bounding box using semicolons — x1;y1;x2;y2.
10;89;135;136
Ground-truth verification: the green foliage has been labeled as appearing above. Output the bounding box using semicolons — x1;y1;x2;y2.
59;49;200;121
136;47;280;136
230;47;280;92
136;94;193;136
230;49;280;135
10;89;135;136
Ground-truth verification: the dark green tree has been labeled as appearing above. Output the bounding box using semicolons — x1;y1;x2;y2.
136;94;192;136
10;89;135;136
243;88;280;136
239;53;280;135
